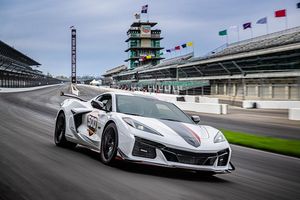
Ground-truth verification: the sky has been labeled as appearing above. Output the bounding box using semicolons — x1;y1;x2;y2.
0;0;300;77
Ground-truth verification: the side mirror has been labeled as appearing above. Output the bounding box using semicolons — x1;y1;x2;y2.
91;100;104;110
191;115;200;124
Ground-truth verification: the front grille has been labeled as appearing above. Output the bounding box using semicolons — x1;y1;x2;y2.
162;147;218;166
162;147;229;166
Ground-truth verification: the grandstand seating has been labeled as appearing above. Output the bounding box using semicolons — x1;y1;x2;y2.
0;40;60;87
213;26;300;57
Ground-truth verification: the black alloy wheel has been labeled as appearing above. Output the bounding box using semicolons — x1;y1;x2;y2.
100;123;118;164
54;112;76;148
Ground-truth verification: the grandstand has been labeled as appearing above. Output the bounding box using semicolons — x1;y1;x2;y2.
0;40;60;88
113;26;300;102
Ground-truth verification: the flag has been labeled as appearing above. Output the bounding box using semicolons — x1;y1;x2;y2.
146;55;151;59
166;49;171;53
186;42;193;47
297;2;300;8
181;44;187;48
134;13;140;20
160;51;164;55
243;22;251;29
175;46;180;50
257;17;267;24
219;30;227;36
141;5;148;13
275;9;286;17
140;56;146;61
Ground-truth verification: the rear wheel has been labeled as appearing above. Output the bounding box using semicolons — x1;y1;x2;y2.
54;112;76;148
100;123;118;165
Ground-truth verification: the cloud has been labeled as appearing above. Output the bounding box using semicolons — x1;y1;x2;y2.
1;0;300;76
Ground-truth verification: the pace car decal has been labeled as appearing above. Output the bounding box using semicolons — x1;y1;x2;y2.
159;120;201;147
87;114;98;136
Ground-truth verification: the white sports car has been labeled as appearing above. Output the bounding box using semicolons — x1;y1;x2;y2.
54;91;234;174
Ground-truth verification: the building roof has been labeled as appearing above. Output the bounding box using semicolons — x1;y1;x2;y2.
124;57;164;62
130;21;157;27
125;46;163;52
125;36;163;42
102;65;127;77
116;52;194;77
0;40;40;66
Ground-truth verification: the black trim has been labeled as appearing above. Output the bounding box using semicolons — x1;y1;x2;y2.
133;136;230;166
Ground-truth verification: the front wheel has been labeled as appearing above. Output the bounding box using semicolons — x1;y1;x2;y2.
100;123;118;165
54;112;76;148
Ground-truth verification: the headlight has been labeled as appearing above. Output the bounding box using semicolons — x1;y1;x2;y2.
214;131;226;143
122;117;163;136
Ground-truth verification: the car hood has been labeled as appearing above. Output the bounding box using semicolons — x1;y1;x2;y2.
125;115;214;148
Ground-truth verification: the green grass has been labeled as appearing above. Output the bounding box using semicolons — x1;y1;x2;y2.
221;129;300;158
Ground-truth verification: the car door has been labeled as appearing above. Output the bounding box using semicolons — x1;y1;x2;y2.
84;94;112;149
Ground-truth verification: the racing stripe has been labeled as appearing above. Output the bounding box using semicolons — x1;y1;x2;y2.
159;120;200;147
184;125;201;143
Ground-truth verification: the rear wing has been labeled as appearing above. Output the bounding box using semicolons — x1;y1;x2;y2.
60;91;87;102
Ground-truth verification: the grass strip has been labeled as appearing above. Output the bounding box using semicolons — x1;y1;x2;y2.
221;129;300;158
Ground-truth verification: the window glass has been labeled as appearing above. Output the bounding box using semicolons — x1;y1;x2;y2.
116;95;193;124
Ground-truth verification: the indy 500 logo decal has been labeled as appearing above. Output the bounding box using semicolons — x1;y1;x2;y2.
87;115;98;136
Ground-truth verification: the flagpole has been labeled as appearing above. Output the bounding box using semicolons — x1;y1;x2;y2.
226;35;228;45
192;41;195;55
266;23;269;34
147;10;149;22
147;4;150;22
285;10;288;30
250;28;253;38
237;26;240;42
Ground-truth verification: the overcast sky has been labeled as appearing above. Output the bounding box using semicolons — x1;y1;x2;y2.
0;0;299;77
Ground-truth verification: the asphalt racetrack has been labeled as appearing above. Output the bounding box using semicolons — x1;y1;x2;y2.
0;84;299;200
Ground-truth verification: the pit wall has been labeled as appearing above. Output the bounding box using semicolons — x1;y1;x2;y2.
242;100;300;109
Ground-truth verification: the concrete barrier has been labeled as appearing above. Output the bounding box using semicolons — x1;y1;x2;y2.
173;102;225;114
289;108;300;120
243;100;300;109
221;104;228;114
71;84;79;96
183;95;219;103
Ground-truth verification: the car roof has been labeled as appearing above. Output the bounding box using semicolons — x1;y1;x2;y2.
102;91;158;100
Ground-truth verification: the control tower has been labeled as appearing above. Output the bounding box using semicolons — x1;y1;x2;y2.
125;21;164;69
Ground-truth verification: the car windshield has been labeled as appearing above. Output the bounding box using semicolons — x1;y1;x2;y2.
116;94;194;124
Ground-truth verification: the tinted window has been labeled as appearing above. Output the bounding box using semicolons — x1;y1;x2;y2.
116;95;193;124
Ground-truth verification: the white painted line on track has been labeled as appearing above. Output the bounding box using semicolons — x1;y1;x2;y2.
0;84;63;93
231;144;300;161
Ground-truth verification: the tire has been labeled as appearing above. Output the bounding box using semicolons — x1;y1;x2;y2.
54;112;76;148
100;123;118;165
